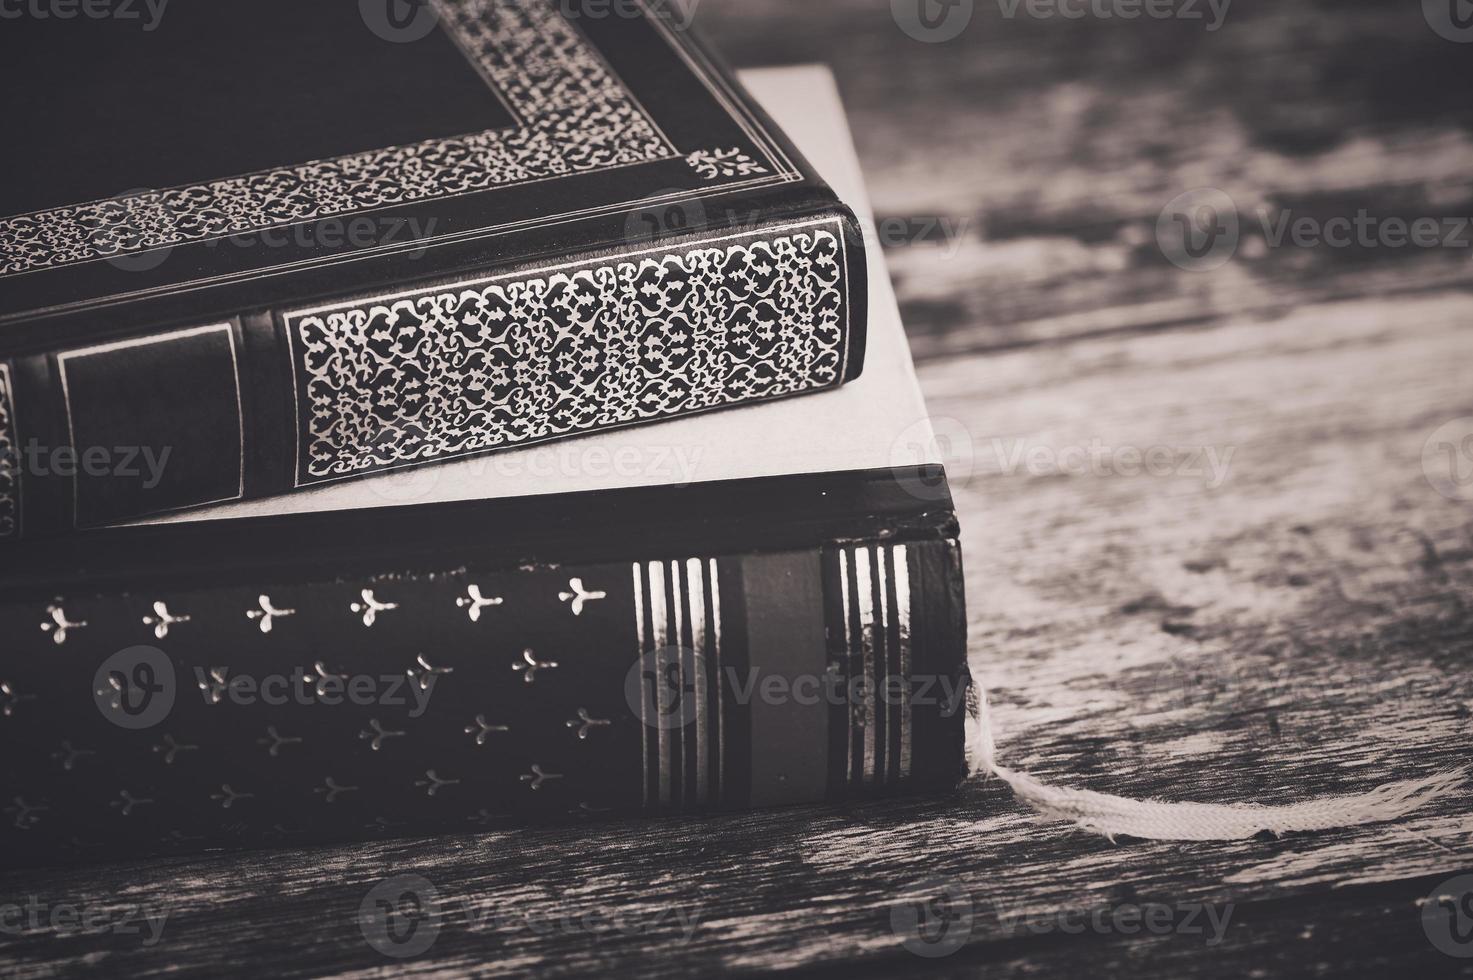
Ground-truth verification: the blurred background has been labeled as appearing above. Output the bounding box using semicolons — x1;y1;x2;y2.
697;0;1473;359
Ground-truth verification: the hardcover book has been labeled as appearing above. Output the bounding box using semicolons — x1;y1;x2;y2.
0;0;868;539
0;67;965;870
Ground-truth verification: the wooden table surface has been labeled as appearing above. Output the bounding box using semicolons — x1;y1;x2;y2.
5;1;1473;976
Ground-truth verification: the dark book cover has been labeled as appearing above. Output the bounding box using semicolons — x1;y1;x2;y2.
0;0;868;539
0;467;968;870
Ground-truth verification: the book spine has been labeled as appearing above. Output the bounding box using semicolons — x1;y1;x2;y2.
0;209;867;540
0;535;967;869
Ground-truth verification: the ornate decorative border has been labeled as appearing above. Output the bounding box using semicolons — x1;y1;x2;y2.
287;218;849;484
685;148;769;181
0;364;16;539
0;0;681;277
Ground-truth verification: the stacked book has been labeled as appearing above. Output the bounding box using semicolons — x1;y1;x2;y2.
0;1;969;868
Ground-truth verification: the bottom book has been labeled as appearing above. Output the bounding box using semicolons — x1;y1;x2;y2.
1;468;967;868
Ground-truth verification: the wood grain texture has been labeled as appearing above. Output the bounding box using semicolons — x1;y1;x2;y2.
3;289;1469;979
5;2;1473;977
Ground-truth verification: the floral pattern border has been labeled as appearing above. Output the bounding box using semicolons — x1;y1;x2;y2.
0;0;679;277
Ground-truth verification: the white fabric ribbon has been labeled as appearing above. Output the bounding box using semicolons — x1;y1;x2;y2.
966;681;1467;841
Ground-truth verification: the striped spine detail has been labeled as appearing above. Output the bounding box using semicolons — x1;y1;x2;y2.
0;363;16;539
632;558;723;811
837;543;913;790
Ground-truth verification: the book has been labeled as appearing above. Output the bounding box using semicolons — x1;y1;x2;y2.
0;66;968;869
0;0;868;539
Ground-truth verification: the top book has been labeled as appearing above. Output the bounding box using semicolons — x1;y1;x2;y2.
0;0;868;539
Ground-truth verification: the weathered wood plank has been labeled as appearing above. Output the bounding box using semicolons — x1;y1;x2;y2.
3;290;1469;978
